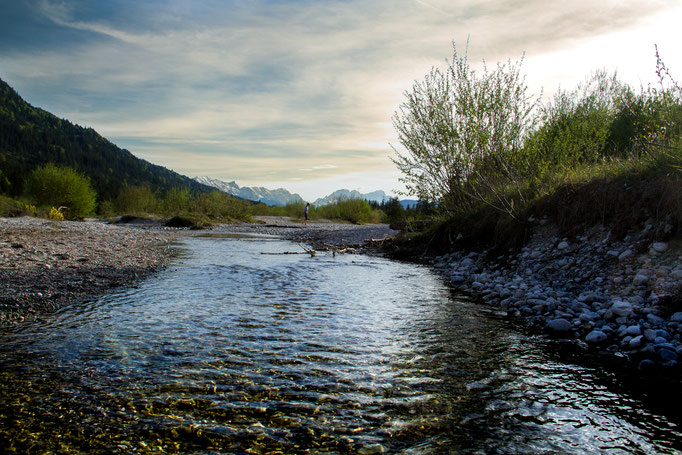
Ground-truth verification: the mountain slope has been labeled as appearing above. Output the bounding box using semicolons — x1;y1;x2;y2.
194;176;303;206
0;78;213;199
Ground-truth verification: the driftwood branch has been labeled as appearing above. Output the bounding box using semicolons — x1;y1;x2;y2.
261;244;316;257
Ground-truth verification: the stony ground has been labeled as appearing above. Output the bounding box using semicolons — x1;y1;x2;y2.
0;217;183;324
432;220;682;372
217;216;397;252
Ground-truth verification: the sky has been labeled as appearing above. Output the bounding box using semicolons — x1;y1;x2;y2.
0;0;680;201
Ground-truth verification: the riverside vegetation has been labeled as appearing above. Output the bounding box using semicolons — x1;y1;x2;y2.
387;42;681;372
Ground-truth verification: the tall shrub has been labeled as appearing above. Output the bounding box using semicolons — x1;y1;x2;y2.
531;71;624;170
24;164;96;219
392;42;539;217
161;186;191;215
192;190;248;220
114;185;158;215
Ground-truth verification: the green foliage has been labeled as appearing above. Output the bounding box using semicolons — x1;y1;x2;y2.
394;43;682;227
191;190;249;221
247;201;309;219
375;197;405;223
24;164;96;219
113;185;159;215
315;198;382;224
392;41;539;218
0;194;24;217
161;186;191;215
530;71;624;170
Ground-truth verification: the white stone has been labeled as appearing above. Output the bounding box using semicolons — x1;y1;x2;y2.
652;242;668;253
610;301;633;318
557;241;569;250
618;250;633;261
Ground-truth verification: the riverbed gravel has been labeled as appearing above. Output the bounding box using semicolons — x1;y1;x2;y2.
216;216;398;251
0;217;183;324
431;220;682;373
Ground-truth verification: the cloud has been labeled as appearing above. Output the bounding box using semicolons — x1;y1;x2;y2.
1;0;679;199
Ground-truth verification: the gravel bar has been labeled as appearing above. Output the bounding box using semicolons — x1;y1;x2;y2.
0;217;183;324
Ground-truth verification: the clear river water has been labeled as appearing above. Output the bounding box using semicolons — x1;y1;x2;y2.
0;234;680;454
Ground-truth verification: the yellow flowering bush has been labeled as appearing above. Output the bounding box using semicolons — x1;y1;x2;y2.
49;206;64;221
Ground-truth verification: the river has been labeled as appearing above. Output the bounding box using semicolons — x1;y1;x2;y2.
0;234;680;453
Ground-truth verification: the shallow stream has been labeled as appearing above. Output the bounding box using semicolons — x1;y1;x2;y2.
0;235;680;453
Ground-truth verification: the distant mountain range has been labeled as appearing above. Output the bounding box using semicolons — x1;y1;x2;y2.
312;189;390;206
0;76;419;209
193;176;304;206
194;176;399;207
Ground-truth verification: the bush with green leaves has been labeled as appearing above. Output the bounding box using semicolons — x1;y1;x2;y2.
530;71;624;170
161;186;191;215
316;198;381;224
191;190;248;221
392;41;539;218
113;185;159;215
24;164;96;219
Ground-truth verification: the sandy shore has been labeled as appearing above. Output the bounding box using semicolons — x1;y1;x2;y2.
0;216;397;324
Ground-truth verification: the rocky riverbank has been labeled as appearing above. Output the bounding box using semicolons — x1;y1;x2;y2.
429;220;682;373
0;217;183;324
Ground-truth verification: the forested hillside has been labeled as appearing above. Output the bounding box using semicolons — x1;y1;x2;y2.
0;78;212;200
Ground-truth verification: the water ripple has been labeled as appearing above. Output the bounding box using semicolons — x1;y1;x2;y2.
0;236;680;453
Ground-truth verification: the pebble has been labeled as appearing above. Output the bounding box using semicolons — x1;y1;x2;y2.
0;217;183;324
652;242;668;253
585;330;608;344
629;335;644;349
545;318;572;335
625;325;642;336
609;301;633;318
618;249;633;261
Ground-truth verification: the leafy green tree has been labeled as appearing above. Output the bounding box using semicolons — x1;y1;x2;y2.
392;42;539;218
161;186;191;215
24;164;96;219
380;197;405;223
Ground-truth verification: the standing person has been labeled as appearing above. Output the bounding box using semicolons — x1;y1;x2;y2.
304;202;310;225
